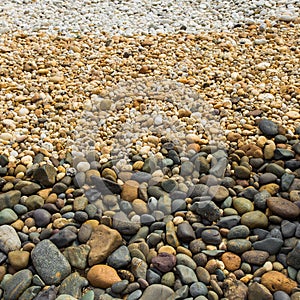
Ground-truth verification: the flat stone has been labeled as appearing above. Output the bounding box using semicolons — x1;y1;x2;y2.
281;220;297;238
248;282;272;300
266;163;285;178
63;244;90;269
25;195;45;210
121;180;139;201
201;229;222;245
0;225;21;253
241;210;268;229
274;290;291;300
0;190;21;210
2;269;32;300
140;284;175;300
87;224;122;266
49;228;77;248
267;197;300;219
58;272;88;298
227;239;252;254
227;225;250;239
259;119;278;136
261;271;297;294
217;215;241;228
208;185;229;201
253;238;283;255
176;253;197;270
233;197;254;214
259;173;278;185
31;240;71;285
176;265;198;284
107;245;131;269
21;182;41;195
274;149;295;160
190;282;208;297
235;166;251;179
281;173;295;192
0;208;18;225
242;250;269;265
87;264;121;288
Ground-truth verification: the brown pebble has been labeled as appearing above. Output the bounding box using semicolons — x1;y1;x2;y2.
87;264;121;288
221;252;241;271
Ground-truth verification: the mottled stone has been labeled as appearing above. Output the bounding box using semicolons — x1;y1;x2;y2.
31;240;71;285
241;210;268;229
63;244;90;269
152;253;176;273
267;197;300;219
261;271;297;294
242;250;269;265
0;225;21;253
221;252;241;271
248;282;272;300
58;272;88;298
87;224;122;266
139;284;175;300
224;278;248;300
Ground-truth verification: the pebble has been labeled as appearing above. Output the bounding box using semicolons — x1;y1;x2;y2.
261;271;297;294
31;240;71;285
0;208;18;225
267;197;300;219
152;252;176;273
58;272;88;298
259;119;279;136
176;265;198;284
107;245;131;269
87;265;121;288
63;244;90;270
140;284;175;300
248;282;272;300
87;224;122;266
0;225;21;253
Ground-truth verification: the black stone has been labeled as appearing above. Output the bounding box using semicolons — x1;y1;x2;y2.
258;119;278;136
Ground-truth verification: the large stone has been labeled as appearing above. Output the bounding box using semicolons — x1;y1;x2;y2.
33;164;57;187
287;242;300;269
224;278;248;300
63;244;90;269
248;282;272;300
0;190;21;210
87;224;122;266
3;269;32;300
267;197;300;219
58;272;88;298
176;265;198;284
87;265;121;288
261;271;297;294
0;208;18;225
259;119;279;136
31;240;71;285
241;211;268;229
242;250;269;265
107;245;131;269
0;225;21;253
140;284;175;300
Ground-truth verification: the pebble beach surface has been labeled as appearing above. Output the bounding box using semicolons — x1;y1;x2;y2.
0;1;300;300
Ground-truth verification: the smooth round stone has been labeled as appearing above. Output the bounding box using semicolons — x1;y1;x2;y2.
127;289;142;300
176;265;198;284
266;163;285;178
227;225;250;239
161;272;175;287
190;282;208;297
139;284;175;300
107;245;131;269
87;265;121;289
0;225;21;253
201;229;222;245
33;208;52;227
227;239;252;254
25;195;44;210
241;211;268;229
111;280;129;294
146;269;161;285
8;250;30;270
274;290;291;300
13;204;28;215
259;173;278;185
181;161;194;176
221;252;241;271
140;214;155;226
281;220;297;238
177;221;196;243
259;119;278;136
241;250;269;265
233;197;254;214
235;166;250;179
208;185;229;202
267;197;300;219
176;254;197;270
0;208;18;225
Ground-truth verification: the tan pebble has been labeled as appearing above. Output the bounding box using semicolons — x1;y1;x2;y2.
263;261;273;272
22;243;35;252
53;218;71;229
261;271;297;294
186;143;201;152
87;264;121;288
205;259;219;274
259;183;279;195
286;111;300;119
173;216;184;225
227;132;242;142
132;199;148;215
46;193;58;203
177;246;192;257
132;161;144;170
84;220;99;229
37;188;52;200
16;172;25;179
158;245;176;256
8;250;30;270
273;262;284;271
257;136;268;148
121;180;139;202
24;218;35;228
56;173;65;181
11;220;24;231
240;274;253;283
0;266;6;282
